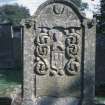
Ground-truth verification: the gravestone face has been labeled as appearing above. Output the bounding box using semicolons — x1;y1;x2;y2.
22;0;96;105
34;2;82;98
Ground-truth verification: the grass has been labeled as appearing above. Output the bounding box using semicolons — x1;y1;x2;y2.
0;68;22;97
95;97;105;104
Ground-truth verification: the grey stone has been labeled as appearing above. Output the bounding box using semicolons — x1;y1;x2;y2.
21;0;96;105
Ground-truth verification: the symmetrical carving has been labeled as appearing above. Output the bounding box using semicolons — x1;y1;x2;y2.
34;3;81;76
34;27;81;76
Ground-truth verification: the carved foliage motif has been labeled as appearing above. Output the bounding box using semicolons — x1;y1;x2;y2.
34;27;81;76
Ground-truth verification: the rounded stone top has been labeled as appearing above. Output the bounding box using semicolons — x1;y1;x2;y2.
33;0;84;21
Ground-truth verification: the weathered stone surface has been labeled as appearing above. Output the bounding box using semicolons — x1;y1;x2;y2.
22;0;96;105
35;97;80;105
34;1;82;98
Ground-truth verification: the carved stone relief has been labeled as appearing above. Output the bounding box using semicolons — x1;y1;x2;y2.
53;4;65;15
34;27;81;76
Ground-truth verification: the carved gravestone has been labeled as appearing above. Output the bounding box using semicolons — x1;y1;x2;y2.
22;0;96;105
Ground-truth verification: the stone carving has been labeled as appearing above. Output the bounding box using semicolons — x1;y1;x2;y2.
66;56;80;75
22;1;96;104
34;57;48;75
51;52;64;76
34;27;81;76
65;29;80;75
33;2;82;76
66;44;79;56
53;4;65;15
34;29;50;75
50;29;65;76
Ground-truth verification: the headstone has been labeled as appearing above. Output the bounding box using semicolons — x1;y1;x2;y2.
22;0;96;105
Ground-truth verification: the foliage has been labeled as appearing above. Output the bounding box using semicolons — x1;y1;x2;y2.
71;0;82;7
0;4;30;25
81;3;89;11
101;0;105;33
